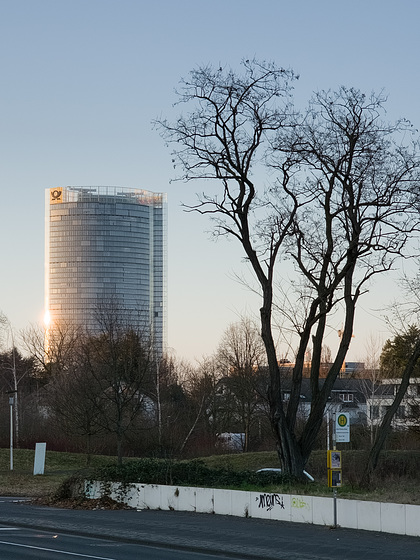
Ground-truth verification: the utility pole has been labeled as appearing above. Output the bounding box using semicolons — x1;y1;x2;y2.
8;393;14;470
1;315;19;447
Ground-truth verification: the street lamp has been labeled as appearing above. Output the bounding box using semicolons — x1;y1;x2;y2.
8;393;14;470
1;315;19;453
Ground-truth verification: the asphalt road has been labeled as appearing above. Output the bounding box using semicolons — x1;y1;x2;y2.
0;497;419;560
0;525;244;560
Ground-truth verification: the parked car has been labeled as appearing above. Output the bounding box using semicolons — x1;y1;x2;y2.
256;467;315;482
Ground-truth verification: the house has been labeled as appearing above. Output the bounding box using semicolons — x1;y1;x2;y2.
214;371;370;433
281;378;369;426
366;377;420;430
217;432;245;451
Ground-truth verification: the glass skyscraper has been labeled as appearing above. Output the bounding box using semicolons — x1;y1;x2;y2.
45;186;167;355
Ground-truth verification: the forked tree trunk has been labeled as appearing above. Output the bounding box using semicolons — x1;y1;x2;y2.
261;300;307;479
261;269;357;480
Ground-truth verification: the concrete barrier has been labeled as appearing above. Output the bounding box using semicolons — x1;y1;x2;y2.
84;481;420;537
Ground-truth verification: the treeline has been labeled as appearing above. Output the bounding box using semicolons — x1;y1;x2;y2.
1;313;420;475
0;317;275;464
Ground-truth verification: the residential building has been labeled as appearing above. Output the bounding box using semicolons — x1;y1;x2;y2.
281;378;369;426
366;377;420;430
45;186;167;355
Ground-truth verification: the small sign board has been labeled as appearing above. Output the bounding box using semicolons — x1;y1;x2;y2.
335;413;350;443
328;469;342;488
327;450;341;469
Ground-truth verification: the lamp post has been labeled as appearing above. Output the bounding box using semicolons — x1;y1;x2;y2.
1;315;19;451
9;393;14;470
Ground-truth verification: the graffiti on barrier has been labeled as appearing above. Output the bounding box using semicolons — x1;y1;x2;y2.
256;493;285;511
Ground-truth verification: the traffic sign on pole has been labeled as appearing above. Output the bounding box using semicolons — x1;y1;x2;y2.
335;412;350;443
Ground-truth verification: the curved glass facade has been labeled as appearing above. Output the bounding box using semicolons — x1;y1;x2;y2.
45;186;167;355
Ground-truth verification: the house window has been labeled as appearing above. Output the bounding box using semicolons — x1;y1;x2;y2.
339;393;354;403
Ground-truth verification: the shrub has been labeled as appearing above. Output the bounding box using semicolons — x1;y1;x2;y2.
90;458;293;489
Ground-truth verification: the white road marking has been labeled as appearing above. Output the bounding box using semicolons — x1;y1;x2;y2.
0;540;117;559
0;499;29;503
0;527;20;530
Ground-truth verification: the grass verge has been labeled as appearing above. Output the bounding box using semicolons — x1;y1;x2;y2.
0;448;419;505
0;448;116;498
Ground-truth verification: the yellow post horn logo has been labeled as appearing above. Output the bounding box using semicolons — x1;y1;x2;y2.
50;188;63;204
337;414;348;427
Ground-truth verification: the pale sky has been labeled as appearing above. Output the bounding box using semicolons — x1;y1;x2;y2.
1;0;419;362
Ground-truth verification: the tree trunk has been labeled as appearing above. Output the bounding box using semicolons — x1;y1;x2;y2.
360;338;420;488
178;395;205;455
86;432;92;466
266;279;356;478
261;298;307;479
116;421;123;466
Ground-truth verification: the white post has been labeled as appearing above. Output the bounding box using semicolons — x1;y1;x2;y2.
9;396;14;470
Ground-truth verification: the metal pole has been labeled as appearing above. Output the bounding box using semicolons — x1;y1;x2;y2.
9;396;14;471
326;411;330;451
332;412;337;528
333;488;337;528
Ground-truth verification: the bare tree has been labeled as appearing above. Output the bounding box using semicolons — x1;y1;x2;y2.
80;308;155;465
46;360;106;463
157;60;420;478
151;356;216;457
359;265;420;484
216;318;266;451
0;314;19;444
359;334;384;444
0;314;37;447
150;354;191;455
181;356;223;451
0;347;35;448
21;321;81;378
361;335;420;486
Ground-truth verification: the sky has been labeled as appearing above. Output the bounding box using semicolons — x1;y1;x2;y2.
1;0;419;363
